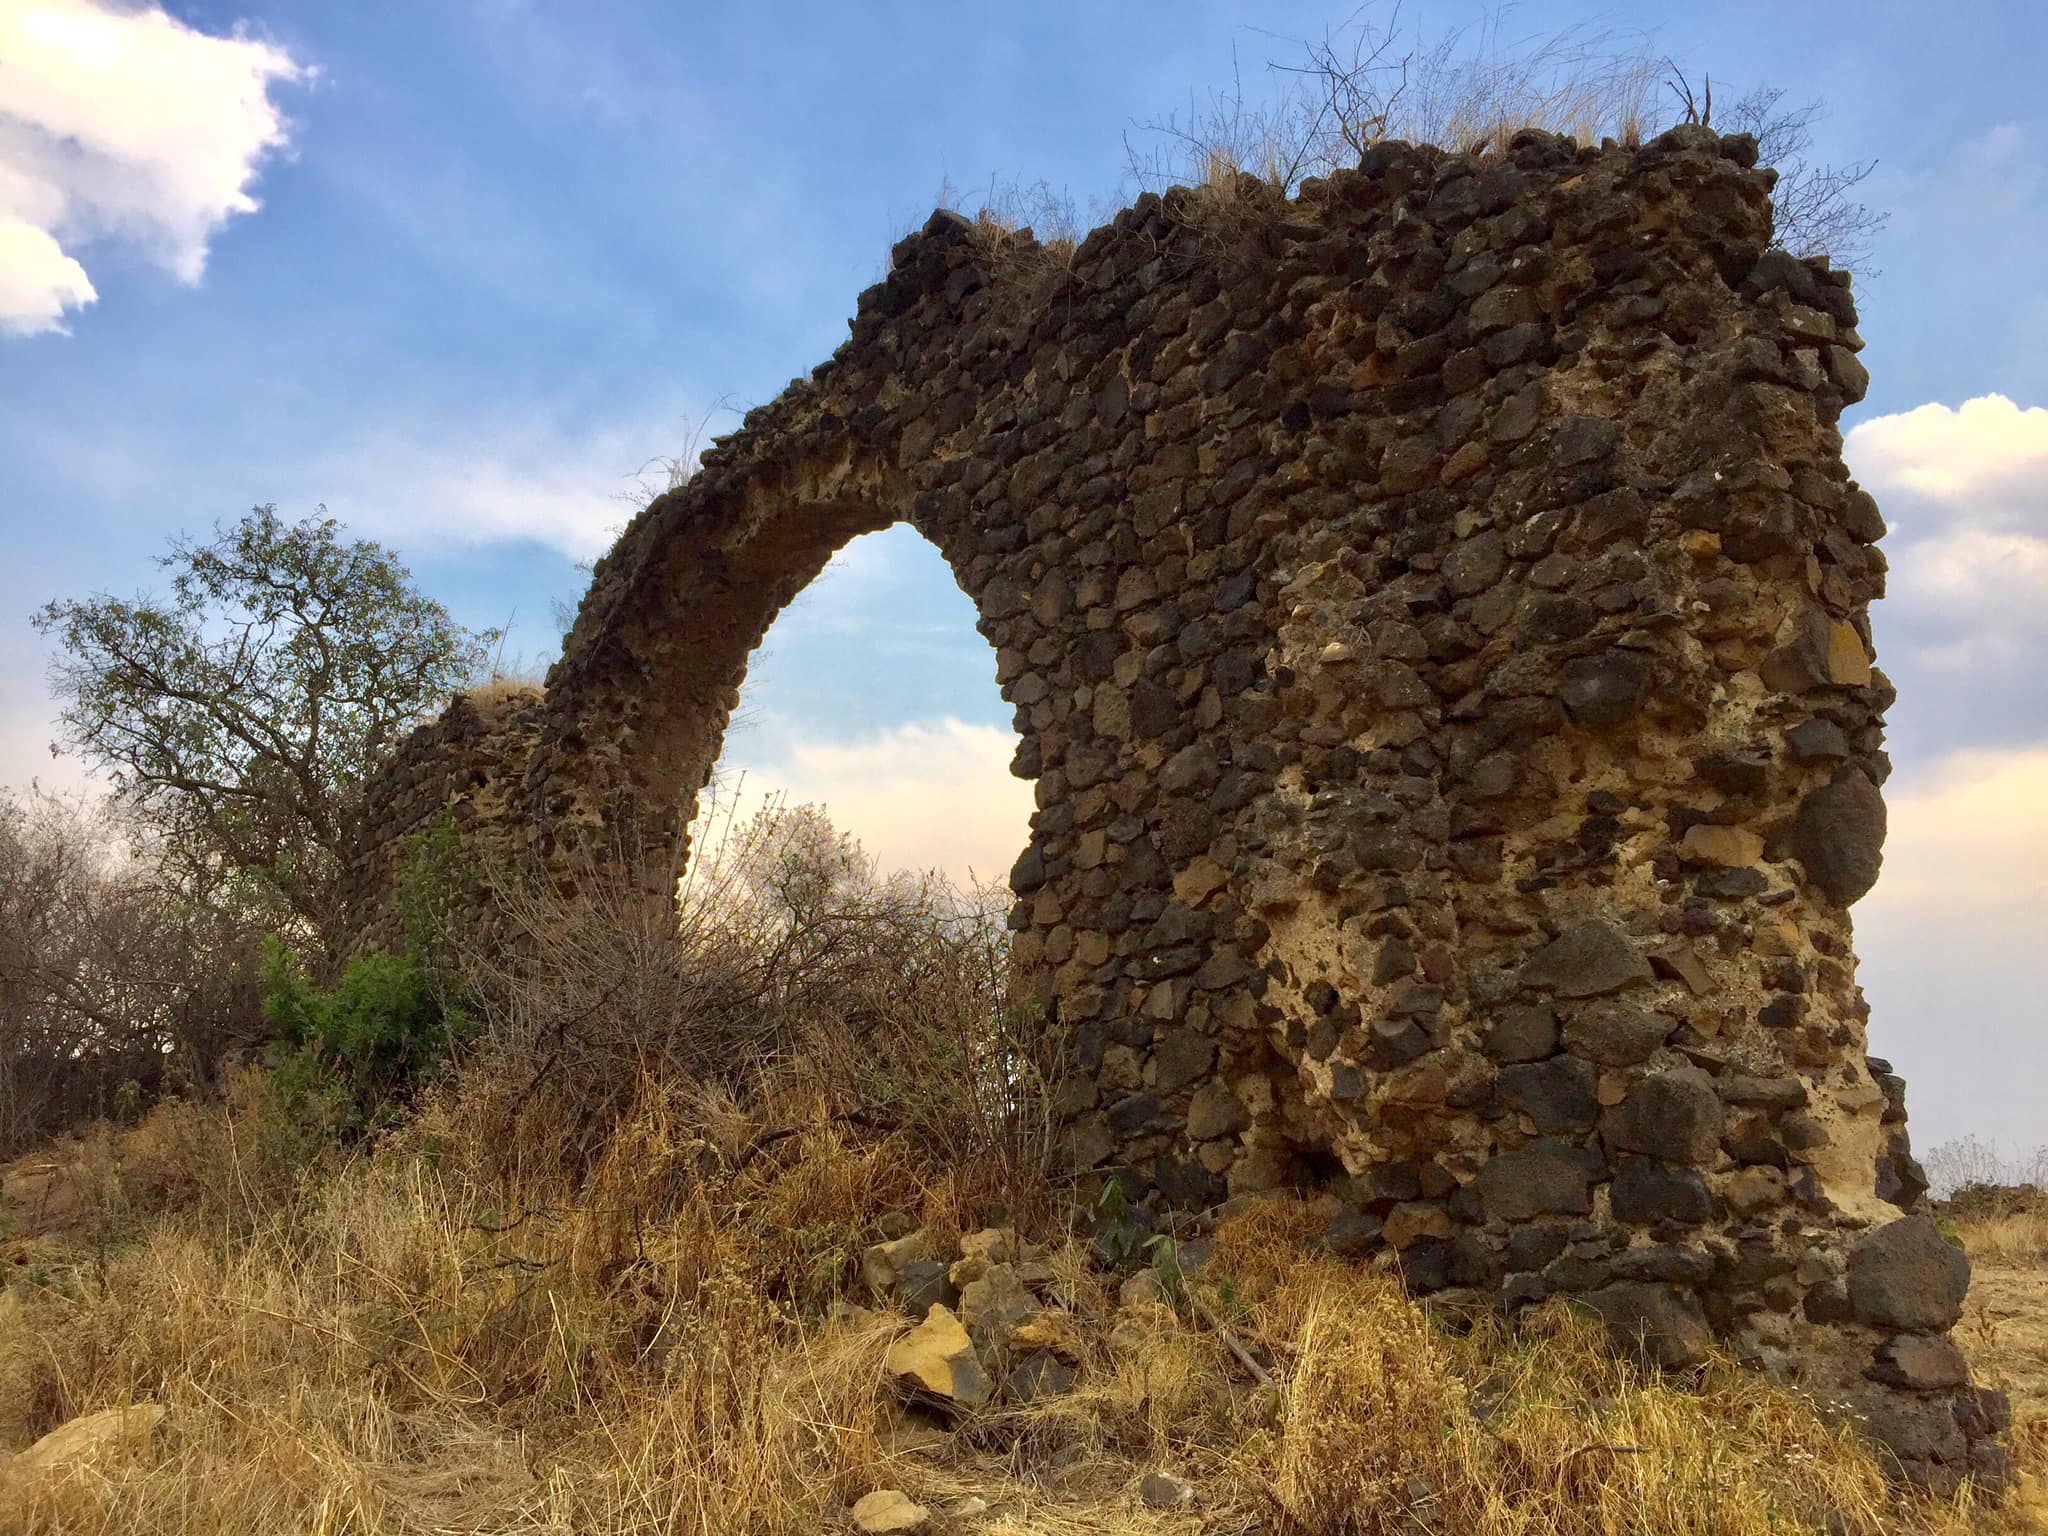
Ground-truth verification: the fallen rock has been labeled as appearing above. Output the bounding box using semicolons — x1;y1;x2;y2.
1119;1269;1169;1309
852;1488;930;1532
950;1227;1018;1286
891;1258;957;1316
959;1227;1017;1267
1003;1350;1079;1402
12;1402;166;1474
1847;1215;1969;1332
1010;1306;1087;1361
957;1263;1042;1349
885;1305;990;1408
863;1231;933;1295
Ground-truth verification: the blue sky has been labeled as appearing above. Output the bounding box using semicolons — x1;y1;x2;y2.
3;0;2045;1156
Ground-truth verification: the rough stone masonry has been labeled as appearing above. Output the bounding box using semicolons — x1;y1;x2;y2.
347;125;2009;1488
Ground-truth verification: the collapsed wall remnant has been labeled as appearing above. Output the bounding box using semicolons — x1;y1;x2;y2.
348;126;2009;1488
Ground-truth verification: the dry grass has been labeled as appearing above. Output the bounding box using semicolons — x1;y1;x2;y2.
1950;1201;2048;1511
3;1078;2044;1535
1125;12;1665;210
460;676;544;725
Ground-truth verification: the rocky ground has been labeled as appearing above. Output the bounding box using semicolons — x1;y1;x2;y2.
2;1104;2042;1534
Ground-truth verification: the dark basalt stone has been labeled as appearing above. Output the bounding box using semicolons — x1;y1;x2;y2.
1790;768;1886;906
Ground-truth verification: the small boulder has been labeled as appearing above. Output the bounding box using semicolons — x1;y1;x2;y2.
1003;1350;1079;1403
13;1403;166;1474
885;1305;990;1408
1119;1269;1170;1309
1010;1307;1087;1361
891;1259;958;1316
863;1231;932;1295
852;1489;931;1532
1584;1281;1712;1370
957;1263;1042;1350
950;1227;1017;1286
1847;1216;1969;1332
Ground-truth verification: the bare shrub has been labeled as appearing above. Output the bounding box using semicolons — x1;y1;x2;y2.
447;797;1060;1223
1923;1135;2048;1199
0;789;265;1157
1714;84;1886;270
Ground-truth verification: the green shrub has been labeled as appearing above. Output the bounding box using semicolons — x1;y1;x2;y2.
261;939;473;1131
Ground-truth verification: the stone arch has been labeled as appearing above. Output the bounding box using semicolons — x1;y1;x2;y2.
531;440;1043;879
348;128;2010;1488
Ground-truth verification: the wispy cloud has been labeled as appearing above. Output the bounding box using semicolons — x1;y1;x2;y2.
297;400;733;563
713;717;1033;890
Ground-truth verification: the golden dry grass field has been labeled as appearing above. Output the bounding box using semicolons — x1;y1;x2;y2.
0;1076;2042;1536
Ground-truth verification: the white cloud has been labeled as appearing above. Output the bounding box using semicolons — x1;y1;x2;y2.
715;718;1034;890
0;212;92;333
1846;394;2048;670
1846;394;2048;524
0;0;304;336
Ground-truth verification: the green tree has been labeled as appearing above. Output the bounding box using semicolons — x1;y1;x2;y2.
35;505;494;937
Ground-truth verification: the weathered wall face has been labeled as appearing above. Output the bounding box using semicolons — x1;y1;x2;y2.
348;125;2009;1488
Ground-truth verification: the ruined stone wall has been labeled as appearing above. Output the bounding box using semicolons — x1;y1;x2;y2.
346;125;2008;1488
345;686;545;954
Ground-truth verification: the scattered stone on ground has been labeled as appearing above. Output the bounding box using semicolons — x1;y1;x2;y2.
9;1403;166;1475
885;1305;990;1408
851;1488;930;1532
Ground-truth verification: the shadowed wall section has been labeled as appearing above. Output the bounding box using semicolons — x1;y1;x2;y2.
347;126;2010;1489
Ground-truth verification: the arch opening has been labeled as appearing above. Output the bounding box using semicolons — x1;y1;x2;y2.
696;522;1034;894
